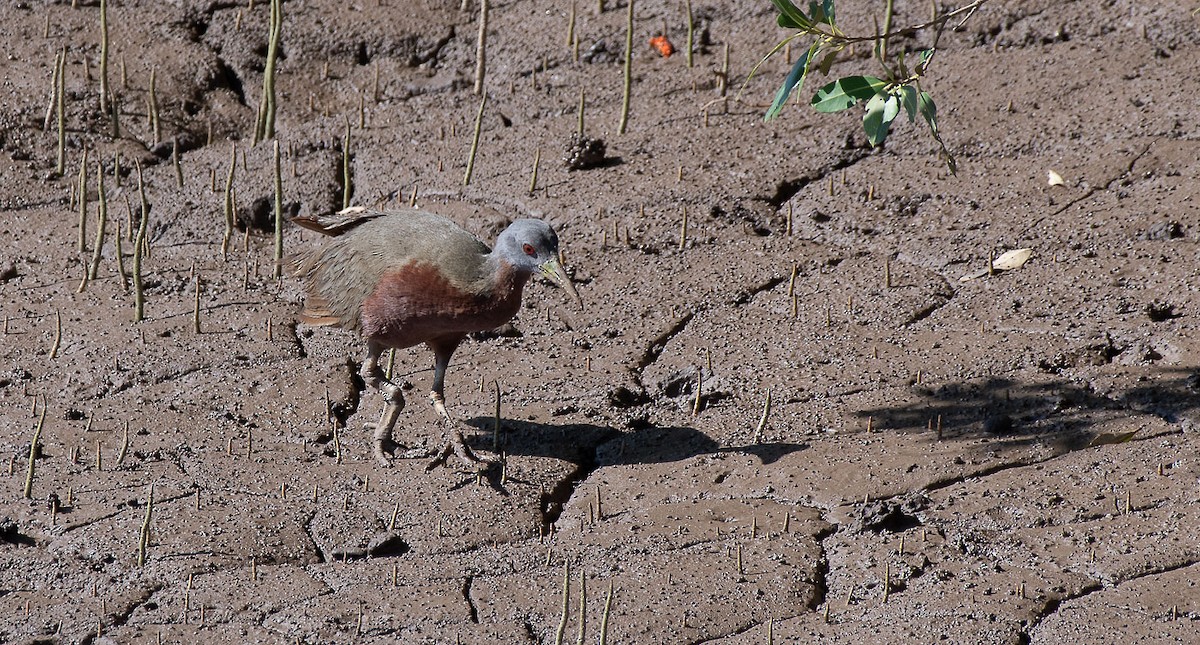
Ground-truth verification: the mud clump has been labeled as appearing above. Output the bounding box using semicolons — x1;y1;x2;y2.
563;133;606;171
847;492;929;534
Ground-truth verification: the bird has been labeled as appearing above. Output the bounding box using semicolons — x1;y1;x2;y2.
292;206;581;471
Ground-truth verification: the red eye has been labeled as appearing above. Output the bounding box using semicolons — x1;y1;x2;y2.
522;243;536;257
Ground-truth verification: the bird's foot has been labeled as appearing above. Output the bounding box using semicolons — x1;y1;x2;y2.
363;426;435;467
366;399;405;468
369;430;397;468
425;428;498;474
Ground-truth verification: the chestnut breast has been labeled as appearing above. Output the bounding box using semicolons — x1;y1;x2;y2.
360;259;527;349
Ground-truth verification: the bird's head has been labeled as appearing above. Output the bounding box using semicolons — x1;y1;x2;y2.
496;220;583;307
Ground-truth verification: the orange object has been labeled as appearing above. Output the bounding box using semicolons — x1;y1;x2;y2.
649;35;674;57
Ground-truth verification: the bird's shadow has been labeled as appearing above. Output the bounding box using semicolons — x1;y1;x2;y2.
460;417;809;470
454;418;808;516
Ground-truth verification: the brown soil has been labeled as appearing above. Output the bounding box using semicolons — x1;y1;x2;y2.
2;1;1198;643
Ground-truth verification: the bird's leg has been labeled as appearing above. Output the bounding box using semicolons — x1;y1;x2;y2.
423;336;497;473
430;390;453;425
359;343;406;467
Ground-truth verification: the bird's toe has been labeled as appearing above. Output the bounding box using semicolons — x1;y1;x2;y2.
373;448;394;468
372;435;398;468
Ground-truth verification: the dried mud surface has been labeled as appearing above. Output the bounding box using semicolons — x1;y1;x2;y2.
1;1;1198;643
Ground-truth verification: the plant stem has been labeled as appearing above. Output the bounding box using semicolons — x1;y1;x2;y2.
77;150;89;253
148;68;160;144
224;143;236;258
473;0;489;95
462;92;487;186
54;49;66;174
49;311;62;359
99;0;110;115
754;388;772;443
555;561;570;645
115;221;128;292
880;0;895;66
685;0;694;68
254;0;282;143
567;1;576;48
117;420;130;464
341;118;352;208
137;484;154;566
87;160;108;281
23;400;47;499
193;272;201;334
719;43;729;98
528;148;540;195
617;0;634;134
172;137;184;187
598;580;614;645
132;161;148;322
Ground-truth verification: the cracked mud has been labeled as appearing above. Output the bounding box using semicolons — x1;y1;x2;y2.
1;1;1199;643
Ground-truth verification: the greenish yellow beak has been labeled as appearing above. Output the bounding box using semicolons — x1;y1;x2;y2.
539;258;583;308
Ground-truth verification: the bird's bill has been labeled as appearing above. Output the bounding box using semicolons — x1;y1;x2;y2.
538;258;583;307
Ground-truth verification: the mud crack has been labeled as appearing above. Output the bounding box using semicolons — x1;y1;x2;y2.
1021;559;1200;641
762;149;873;209
902;286;954;326
462;575;480;623
624;311;697;400
409;27;456;66
1020;140;1156;238
302;510;327;564
733;276;789;307
78;581;164;645
636;312;695;374
809;515;837;612
540;446;602;531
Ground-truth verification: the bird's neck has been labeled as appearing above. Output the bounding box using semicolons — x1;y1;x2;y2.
481;255;532;301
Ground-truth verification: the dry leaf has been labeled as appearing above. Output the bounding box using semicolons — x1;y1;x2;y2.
1047;169;1065;186
1087;430;1138;448
991;248;1033;271
959;248;1034;282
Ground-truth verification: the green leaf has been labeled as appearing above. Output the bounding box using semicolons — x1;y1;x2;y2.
881;92;900;122
916;48;934;73
808;0;834;25
769;0;812;30
816;49;838;76
744;33;804;97
810;76;887;112
899;85;919;122
863;92;899;146
918;91;957;174
765;47;812;121
896;50;909;78
917;91;939;137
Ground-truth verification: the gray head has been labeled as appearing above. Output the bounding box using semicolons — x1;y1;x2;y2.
494;220;582;306
494;220;560;271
